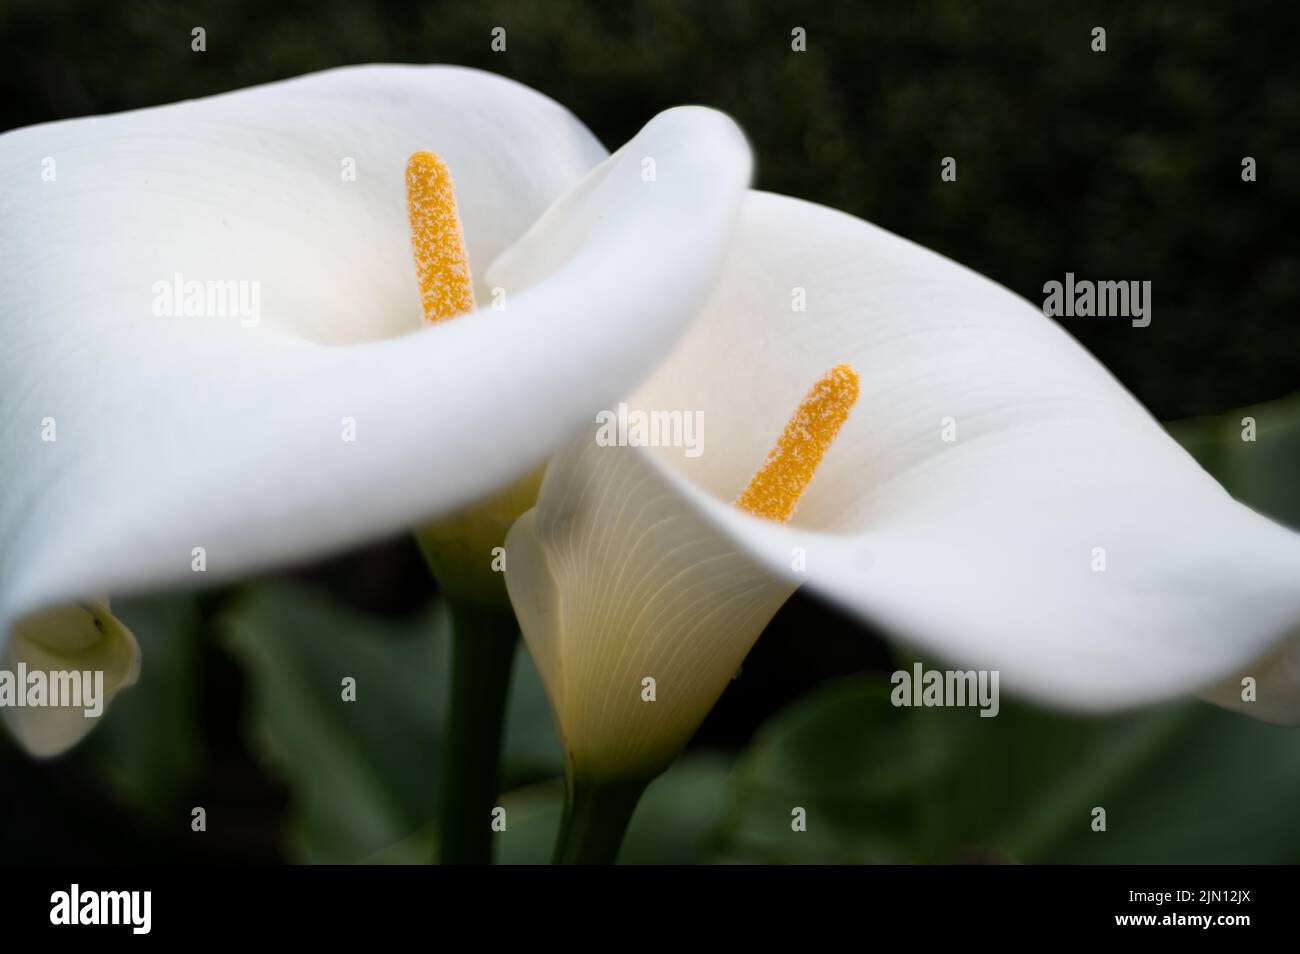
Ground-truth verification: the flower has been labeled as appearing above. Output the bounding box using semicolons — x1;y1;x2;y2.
505;190;1300;782
0;65;752;754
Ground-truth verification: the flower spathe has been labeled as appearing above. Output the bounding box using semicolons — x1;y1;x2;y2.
1;601;140;758
506;437;801;781
0;65;753;754
506;189;1300;782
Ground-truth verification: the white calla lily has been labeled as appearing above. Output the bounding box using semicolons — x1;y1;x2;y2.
0;65;752;754
506;190;1300;783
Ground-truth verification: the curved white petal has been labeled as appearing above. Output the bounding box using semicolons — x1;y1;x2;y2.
2;600;140;757
0;67;753;653
609;191;1300;721
505;437;794;780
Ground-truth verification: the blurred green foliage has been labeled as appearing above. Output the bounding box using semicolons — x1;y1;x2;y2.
218;583;561;862
80;595;206;821
722;676;1300;863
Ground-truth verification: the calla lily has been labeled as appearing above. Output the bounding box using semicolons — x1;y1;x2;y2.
0;64;752;754
505;190;1300;791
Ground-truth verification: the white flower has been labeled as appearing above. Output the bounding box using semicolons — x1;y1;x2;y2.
0;65;752;754
506;191;1300;781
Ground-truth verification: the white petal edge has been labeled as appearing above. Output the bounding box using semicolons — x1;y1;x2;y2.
618;191;1300;722
0;68;752;656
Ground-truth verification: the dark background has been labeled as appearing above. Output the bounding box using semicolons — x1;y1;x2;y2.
2;0;1297;863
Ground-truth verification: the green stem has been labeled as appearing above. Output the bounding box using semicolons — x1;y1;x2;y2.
437;601;518;865
552;774;649;865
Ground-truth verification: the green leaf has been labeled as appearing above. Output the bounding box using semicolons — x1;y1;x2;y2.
721;673;1300;863
219;582;560;863
720;678;931;864
77;594;205;823
618;752;733;864
1038;709;1300;863
1167;390;1300;529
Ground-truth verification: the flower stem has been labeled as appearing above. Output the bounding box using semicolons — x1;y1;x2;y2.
437;600;518;865
551;774;650;865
